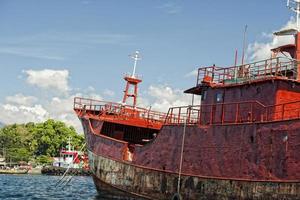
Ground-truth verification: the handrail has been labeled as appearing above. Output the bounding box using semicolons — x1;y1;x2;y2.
165;99;300;125
196;57;297;86
74;97;300;126
74;97;167;124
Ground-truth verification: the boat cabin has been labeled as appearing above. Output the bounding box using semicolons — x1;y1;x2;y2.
179;29;300;125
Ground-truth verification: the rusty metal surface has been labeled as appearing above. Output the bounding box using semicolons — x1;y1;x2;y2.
82;118;126;161
83;116;300;182
92;175;147;200
81;116;300;198
89;149;300;200
74;97;165;130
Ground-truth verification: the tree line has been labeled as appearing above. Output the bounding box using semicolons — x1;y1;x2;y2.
0;119;84;164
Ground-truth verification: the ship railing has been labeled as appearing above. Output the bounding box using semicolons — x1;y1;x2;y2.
165;101;266;125
164;105;202;125
165;100;300;125
196;57;297;86
74;97;167;123
266;100;300;121
124;73;142;80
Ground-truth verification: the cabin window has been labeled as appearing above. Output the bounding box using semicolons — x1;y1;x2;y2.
216;93;223;102
250;135;254;143
256;87;261;94
201;90;207;101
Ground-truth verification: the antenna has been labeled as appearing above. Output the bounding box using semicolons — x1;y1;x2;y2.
123;51;143;108
241;25;248;66
287;0;300;30
129;51;141;78
68;136;71;152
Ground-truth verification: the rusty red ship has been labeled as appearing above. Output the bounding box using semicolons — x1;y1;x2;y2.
74;3;300;200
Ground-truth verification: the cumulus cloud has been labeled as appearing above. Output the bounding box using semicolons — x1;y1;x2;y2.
248;18;296;61
103;89;115;97
138;85;192;112
5;93;37;106
0;67;106;133
44;95;80;131
45;92;103;132
23;69;70;93
0;104;49;125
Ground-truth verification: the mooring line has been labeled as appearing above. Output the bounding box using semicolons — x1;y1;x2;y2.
61;175;73;189
55;142;86;188
177;118;187;195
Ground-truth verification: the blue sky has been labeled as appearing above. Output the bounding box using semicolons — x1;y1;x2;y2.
0;0;296;131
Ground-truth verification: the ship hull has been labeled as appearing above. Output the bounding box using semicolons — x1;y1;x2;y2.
82;117;300;199
89;150;300;200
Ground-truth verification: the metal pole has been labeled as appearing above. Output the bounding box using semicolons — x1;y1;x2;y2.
234;49;238;67
131;51;140;78
177;119;187;194
287;0;300;30
132;56;138;78
241;25;248;66
297;3;300;30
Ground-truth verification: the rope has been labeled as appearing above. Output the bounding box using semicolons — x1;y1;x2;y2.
55;142;86;188
177;118;187;194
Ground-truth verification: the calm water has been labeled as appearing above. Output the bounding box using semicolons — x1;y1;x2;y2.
0;175;115;200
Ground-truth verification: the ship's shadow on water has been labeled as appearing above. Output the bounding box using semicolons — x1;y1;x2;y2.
94;190;146;200
94;193;142;200
0;175;139;200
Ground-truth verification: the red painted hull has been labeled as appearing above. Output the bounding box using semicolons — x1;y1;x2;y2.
81;116;300;199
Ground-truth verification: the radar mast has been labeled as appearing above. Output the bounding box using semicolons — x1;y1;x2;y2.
287;0;300;30
122;51;142;108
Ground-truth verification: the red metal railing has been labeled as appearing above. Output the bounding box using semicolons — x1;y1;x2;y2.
74;97;167;123
197;57;297;86
74;97;300;126
165;100;300;125
266;100;300;121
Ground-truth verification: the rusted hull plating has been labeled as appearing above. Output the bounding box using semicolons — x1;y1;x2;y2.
89;150;300;200
81;116;300;199
92;175;146;200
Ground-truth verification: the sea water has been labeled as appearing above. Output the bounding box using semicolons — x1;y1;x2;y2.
0;175;114;200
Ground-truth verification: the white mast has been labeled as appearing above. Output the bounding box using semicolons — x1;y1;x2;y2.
287;0;300;30
130;51;141;78
68;136;71;152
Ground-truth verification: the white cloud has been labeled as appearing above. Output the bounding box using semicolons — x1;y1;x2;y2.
158;2;182;14
103;89;115;97
23;69;70;93
45;92;102;132
87;86;95;92
0;92;102;133
46;95;81;131
0;47;65;60
138;85;192;112
0;104;49;125
0;67;106;133
5;93;37;106
185;69;198;78
248;18;296;61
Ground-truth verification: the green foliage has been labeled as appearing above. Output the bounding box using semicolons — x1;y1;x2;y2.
6;147;32;162
0;120;84;163
35;155;52;165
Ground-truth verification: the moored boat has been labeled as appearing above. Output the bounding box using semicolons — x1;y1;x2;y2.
74;2;300;199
